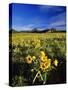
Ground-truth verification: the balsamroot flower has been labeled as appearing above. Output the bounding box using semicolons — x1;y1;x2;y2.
26;55;32;64
32;56;36;60
40;59;51;71
40;51;45;57
53;59;58;66
40;56;48;62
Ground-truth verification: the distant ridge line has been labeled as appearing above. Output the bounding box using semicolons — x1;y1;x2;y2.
9;28;66;33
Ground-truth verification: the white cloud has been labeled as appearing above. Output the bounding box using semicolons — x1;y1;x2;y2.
49;12;66;22
39;5;53;12
20;24;34;31
13;24;34;31
48;21;65;28
48;12;66;29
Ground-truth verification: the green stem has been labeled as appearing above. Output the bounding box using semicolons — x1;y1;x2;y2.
32;71;43;84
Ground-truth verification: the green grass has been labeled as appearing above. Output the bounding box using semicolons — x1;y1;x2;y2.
9;32;66;86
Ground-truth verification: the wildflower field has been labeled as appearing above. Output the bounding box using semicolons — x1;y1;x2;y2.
9;32;66;86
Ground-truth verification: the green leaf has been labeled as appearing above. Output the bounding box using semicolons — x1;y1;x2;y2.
42;72;47;81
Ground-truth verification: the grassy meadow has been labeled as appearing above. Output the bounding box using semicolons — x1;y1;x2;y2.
9;32;66;86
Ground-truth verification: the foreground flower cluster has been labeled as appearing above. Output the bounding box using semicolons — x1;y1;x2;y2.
25;51;58;84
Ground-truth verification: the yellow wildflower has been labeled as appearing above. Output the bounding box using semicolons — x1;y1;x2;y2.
40;62;46;71
35;43;40;48
40;51;45;57
26;55;32;64
40;59;51;71
48;59;51;61
53;59;58;66
32;56;36;60
40;56;48;62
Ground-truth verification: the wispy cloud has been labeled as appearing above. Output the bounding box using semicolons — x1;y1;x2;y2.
49;12;66;22
39;5;54;11
48;21;66;28
48;12;66;30
39;5;65;13
19;24;34;31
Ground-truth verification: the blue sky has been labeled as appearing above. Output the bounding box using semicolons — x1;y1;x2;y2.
10;3;66;31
